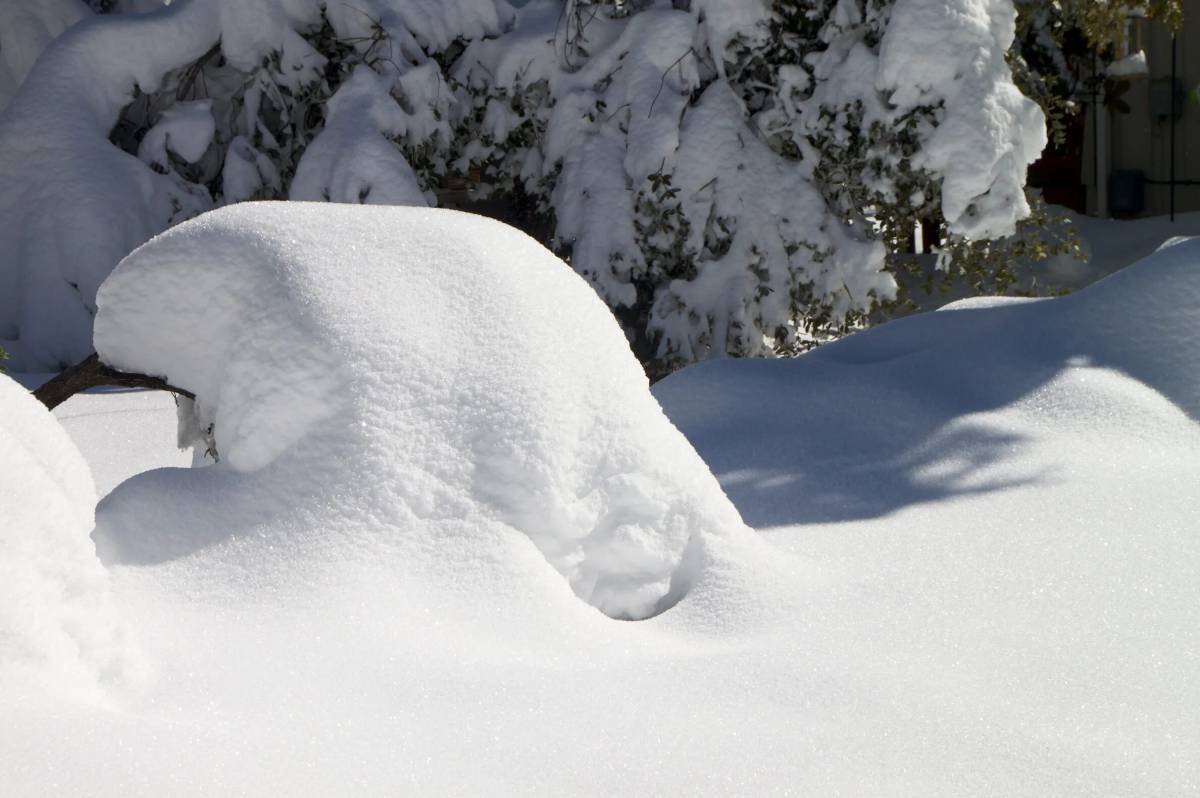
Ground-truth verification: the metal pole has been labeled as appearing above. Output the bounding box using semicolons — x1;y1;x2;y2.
1093;54;1100;216
1171;33;1177;222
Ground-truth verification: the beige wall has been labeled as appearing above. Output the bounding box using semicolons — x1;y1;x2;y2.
1084;1;1200;217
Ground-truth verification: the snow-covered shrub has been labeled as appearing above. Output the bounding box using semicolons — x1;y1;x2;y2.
455;0;1049;375
0;0;512;371
1;0;1049;376
0;0;89;111
0;374;139;691
93;203;755;620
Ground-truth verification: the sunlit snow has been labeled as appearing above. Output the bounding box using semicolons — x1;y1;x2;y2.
2;207;1197;794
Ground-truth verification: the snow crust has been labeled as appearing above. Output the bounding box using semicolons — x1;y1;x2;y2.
93;202;753;620
0;375;139;693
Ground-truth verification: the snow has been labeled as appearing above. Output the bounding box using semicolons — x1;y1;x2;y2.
1039;207;1200;291
290;66;431;206
135;99;216;170
3;217;1198;793
92;202;755;619
654;238;1200;792
877;0;1046;240
665;79;888;359
0;374;141;697
0;2;220;369
53;386;193;497
0;0;89;111
1108;50;1149;78
0;0;513;371
457;0;1043;364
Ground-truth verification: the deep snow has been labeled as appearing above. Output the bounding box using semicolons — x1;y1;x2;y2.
91;202;758;620
0;376;140;698
2;216;1198;794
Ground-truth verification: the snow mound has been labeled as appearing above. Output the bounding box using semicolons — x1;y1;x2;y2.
651;236;1200;793
0;375;138;691
93;202;751;619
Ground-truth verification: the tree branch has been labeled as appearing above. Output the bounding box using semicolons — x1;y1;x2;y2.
33;353;194;410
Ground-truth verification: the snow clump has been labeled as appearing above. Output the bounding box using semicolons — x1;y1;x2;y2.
0;374;139;692
93;202;753;619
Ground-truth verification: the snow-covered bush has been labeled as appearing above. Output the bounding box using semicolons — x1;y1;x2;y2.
1;0;1048;376
0;0;512;371
0;0;89;111
455;0;1048;374
93;203;755;620
0;374;139;691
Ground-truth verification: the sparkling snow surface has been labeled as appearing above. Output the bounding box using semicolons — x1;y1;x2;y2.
91;202;758;621
0;376;141;698
4;220;1199;795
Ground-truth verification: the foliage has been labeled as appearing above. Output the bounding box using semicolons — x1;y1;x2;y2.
454;0;1053;377
4;0;1066;377
1012;0;1183;145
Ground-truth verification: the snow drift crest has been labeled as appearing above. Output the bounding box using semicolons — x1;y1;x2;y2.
0;375;140;691
93;203;753;619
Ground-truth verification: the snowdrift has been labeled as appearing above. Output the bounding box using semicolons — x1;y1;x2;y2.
5;224;1197;795
658;236;1200;525
652;239;1200;791
0;375;138;693
93;202;753;620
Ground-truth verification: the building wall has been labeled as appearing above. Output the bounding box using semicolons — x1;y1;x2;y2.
1084;2;1200;218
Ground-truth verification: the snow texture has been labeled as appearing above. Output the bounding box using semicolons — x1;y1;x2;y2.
652;236;1200;794
136;99;216;171
290;66;430;206
93;202;753;620
0;375;139;694
4;228;1199;794
0;0;88;111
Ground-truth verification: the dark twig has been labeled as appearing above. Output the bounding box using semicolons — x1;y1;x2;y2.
33;353;194;411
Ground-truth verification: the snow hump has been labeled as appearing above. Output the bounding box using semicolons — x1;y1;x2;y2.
93;202;752;620
0;375;138;691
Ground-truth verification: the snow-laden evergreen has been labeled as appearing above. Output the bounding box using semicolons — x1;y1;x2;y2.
0;0;1045;374
0;0;512;370
456;0;1046;371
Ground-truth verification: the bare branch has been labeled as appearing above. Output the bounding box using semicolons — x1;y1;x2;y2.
33;353;194;411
